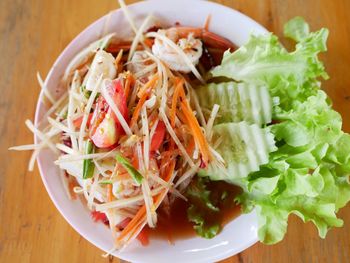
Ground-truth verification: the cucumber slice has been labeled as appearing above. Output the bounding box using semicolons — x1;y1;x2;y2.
199;121;277;185
195;82;272;125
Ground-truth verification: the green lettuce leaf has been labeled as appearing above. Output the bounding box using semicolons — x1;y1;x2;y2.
186;177;242;239
238;164;349;244
211;17;329;110
187;205;220;239
198;17;350;245
186;177;220;239
283;17;310;42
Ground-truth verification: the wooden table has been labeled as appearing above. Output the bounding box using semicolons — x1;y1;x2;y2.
1;0;349;262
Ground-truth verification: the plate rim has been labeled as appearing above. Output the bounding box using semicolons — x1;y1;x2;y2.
34;1;267;262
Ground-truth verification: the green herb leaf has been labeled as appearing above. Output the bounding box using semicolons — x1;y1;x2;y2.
80;85;92;99
83;140;95;179
99;180;113;185
115;153;143;185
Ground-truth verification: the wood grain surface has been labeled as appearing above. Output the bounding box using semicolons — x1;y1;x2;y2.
1;0;349;262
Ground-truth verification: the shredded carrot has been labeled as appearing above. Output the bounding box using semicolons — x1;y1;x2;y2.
124;74;134;100
107;184;113;202
130;93;148;127
177;82;187;99
186;137;195;156
170;81;187;125
131;147;139;169
115;49;124;74
137;75;159;98
123;218;147;246
116;172;131;180
174;83;210;164
116;160;175;244
116;206;147;242
170;78;184;127
115;49;123;67
175;109;187;125
144;38;154;48
116;141;176;245
162;159;176;181
180;100;211;165
130;75;158;127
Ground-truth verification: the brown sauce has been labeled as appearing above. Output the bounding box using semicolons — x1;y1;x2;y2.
148;181;242;242
76;176;242;243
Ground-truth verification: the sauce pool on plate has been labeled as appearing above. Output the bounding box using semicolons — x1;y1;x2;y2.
148;181;242;242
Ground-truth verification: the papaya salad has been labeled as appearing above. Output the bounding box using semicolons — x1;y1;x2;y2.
11;1;350;253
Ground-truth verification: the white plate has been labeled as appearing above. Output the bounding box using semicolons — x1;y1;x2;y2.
34;1;267;262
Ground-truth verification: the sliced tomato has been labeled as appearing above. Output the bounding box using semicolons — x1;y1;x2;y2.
150;121;166;152
105;79;129;125
91;117;118;148
89;78;129;148
72;113;93;129
89;96;109;136
91;211;108;222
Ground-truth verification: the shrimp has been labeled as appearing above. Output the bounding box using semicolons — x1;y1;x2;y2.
151;28;203;73
151;27;235;73
127;51;156;77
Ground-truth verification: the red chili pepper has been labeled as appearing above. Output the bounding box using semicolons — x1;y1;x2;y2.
150;121;166;152
199;157;207;168
91;211;109;225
